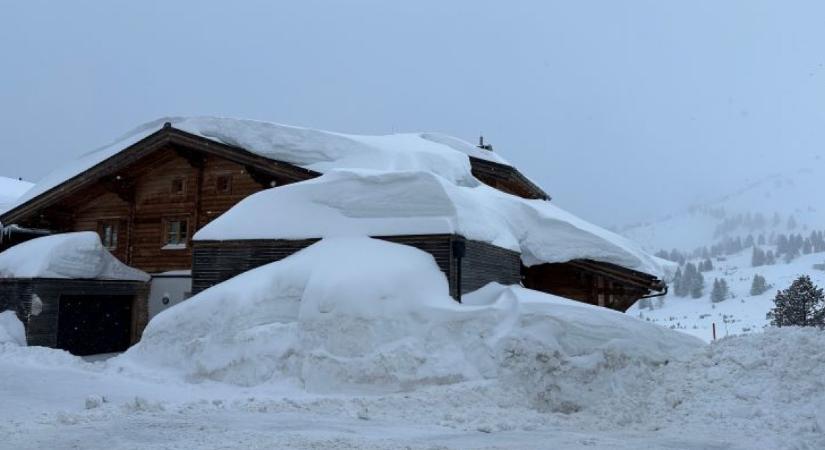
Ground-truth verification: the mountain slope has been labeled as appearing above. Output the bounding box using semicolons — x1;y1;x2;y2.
619;166;824;253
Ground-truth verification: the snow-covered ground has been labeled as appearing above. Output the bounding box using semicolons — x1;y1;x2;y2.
1;238;823;449
628;249;825;342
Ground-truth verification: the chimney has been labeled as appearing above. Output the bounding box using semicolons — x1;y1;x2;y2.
477;135;494;152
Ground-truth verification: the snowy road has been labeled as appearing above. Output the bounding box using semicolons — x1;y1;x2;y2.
1;338;819;450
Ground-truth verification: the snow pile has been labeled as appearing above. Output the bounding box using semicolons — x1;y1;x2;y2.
0;232;149;281
11;116;511;209
643;327;825;444
194;169;665;276
0;311;26;346
118;237;700;404
0;176;33;214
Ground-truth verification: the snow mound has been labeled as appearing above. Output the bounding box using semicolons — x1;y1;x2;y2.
11;116;510;209
118;237;701;405
0;311;26;345
0;176;33;214
0;232;149;281
195;169;665;276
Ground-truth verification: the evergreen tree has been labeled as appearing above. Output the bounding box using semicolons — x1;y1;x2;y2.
803;238;813;255
702;258;714;272
711;278;729;303
787;215;798;230
765;250;776;265
672;267;684;297
777;234;789;255
766;275;825;328
751;246;765;267
750;274;769;296
690;271;705;299
758;234;766;246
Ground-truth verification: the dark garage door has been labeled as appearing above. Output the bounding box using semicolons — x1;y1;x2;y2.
56;295;133;356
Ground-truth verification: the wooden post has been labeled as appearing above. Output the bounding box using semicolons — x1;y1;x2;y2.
712;322;716;341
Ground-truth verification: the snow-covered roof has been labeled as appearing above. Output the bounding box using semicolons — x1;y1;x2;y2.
0;177;34;215
194;170;666;278
12;117;510;209
0;232;149;281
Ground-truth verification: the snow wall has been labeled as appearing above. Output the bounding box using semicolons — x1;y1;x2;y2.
117;237;702;411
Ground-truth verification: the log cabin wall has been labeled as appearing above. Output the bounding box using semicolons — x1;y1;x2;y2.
191;235;453;296
34;144;279;274
522;262;650;312
453;238;522;298
192;235;522;301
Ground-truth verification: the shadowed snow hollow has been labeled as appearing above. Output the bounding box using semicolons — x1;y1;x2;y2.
118;237;702;411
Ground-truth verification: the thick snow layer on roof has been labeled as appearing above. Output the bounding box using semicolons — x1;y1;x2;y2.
11;116;507;209
118;237;701;393
194;170;666;277
0;232;149;281
0;176;34;214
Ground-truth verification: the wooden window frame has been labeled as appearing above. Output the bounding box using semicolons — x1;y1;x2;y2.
170;177;186;196
161;216;190;250
97;220;120;251
215;173;233;195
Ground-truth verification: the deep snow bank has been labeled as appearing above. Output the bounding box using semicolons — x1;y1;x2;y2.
194;170;665;277
0;232;149;281
118;237;701;406
0;311;25;346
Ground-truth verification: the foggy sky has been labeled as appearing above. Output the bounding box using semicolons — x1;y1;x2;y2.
1;1;823;227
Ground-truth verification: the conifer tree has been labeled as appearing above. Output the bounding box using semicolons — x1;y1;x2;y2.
711;278;729;303
766;275;825;328
750;274;769;296
690;270;705;299
751;246;765;267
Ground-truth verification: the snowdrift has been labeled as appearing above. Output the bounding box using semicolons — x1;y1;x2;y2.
118;238;701;410
12;116;510;209
0;232;149;281
0;310;25;346
194;169;666;277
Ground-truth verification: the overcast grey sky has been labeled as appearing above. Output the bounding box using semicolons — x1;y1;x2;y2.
1;1;823;226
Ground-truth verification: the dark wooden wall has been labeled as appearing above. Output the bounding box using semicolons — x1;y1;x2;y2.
30;145;281;274
469;157;548;200
522;263;649;312
0;279;148;349
192;234;521;301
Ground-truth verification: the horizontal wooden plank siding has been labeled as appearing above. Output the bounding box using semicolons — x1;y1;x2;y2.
192;238;321;294
192;234;521;301
458;239;522;296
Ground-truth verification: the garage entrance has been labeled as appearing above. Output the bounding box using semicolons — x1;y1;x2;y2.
56;295;134;356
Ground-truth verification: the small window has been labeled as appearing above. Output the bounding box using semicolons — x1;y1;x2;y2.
163;219;188;249
171;178;185;195
215;174;232;194
98;221;118;250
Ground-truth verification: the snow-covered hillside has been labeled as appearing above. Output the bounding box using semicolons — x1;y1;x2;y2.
619;167;824;253
628;248;825;342
0;176;32;214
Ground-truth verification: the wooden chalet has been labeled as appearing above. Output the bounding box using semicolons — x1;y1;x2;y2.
0;121;665;352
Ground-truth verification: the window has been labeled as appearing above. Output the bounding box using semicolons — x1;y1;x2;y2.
163;219;188;249
98;221;118;250
215;174;232;194
171;178;185;195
